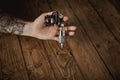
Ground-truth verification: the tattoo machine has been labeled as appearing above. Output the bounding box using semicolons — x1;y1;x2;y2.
45;11;65;48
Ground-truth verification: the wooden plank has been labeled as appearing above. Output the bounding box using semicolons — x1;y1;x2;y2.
67;0;120;79
47;0;113;80
0;62;2;80
0;34;2;80
19;37;55;80
109;0;120;12
87;0;120;79
88;0;120;42
0;34;2;79
0;34;29;80
42;40;85;80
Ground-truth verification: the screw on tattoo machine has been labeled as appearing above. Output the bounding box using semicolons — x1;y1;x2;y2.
45;11;65;48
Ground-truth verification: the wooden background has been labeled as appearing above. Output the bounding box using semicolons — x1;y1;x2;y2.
0;0;120;80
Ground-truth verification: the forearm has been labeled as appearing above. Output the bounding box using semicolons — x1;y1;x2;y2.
0;11;31;36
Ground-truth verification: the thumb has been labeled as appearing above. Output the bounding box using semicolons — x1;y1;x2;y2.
42;11;54;16
53;37;59;42
34;11;54;24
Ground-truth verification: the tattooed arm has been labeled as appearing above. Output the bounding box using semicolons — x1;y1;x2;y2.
0;9;31;36
0;10;77;41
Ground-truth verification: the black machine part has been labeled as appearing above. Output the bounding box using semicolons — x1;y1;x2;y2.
45;11;63;27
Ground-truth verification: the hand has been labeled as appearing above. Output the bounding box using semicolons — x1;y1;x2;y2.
27;12;77;41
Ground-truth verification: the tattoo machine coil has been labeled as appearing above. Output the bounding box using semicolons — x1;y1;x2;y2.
45;11;65;48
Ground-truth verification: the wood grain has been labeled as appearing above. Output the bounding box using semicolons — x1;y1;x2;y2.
109;0;120;12
19;37;55;80
88;0;120;42
42;40;85;80
0;37;2;80
0;34;29;80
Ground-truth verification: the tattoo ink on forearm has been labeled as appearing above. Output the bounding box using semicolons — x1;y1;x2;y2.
0;10;26;35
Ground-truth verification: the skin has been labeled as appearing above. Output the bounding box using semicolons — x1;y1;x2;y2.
0;11;77;41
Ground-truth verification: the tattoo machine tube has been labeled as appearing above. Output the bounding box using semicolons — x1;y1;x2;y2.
45;11;66;48
59;23;65;48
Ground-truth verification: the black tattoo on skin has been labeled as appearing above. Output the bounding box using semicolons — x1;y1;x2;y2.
0;9;25;35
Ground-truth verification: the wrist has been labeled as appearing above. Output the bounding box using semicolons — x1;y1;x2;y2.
22;22;33;37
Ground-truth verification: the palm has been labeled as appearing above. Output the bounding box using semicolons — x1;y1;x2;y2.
32;13;58;40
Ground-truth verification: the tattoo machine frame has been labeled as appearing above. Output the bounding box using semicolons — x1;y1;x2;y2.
45;11;65;48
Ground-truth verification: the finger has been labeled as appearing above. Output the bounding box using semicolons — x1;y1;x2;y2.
63;16;69;22
69;32;75;36
35;12;54;23
43;11;57;16
37;11;54;19
53;37;59;42
68;26;77;31
64;26;77;31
